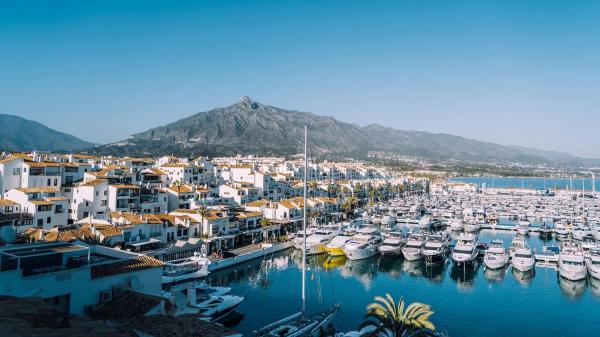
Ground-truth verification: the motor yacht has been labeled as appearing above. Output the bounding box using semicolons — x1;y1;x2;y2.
558;242;587;281
511;246;535;272
305;225;342;255
418;216;435;230
484;239;509;270
326;234;354;257
401;232;427;261
516;221;530;236
451;233;479;266
292;226;318;250
448;218;464;231
586;248;600;280
538;222;553;238
554;222;570;239
378;231;405;255
161;253;210;292
343;231;383;261
464;220;480;233
508;236;526;257
422;232;450;265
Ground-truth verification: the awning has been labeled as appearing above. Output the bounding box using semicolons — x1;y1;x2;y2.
128;238;160;247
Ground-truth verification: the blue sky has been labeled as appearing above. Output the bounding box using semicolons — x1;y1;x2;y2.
1;0;599;157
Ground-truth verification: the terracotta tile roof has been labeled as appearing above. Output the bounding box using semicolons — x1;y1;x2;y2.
0;199;18;206
25;161;61;168
90;291;164;321
81;178;108;187
168;184;193;193
110;184;141;189
16;187;59;193
91;256;164;279
97;226;123;238
46;196;66;201
235;211;263;219
30;200;54;206
246;199;269;207
160;163;188;168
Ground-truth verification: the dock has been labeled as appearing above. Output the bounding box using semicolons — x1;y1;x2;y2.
208;241;292;271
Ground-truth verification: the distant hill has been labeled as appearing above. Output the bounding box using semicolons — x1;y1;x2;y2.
0;114;94;152
90;97;599;166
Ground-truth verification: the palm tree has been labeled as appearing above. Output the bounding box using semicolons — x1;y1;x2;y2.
196;205;208;237
360;294;439;337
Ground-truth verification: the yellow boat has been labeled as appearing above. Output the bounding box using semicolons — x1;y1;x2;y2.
326;246;345;257
323;256;347;269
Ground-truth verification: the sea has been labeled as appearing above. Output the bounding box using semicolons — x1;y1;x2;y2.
450;176;599;191
208;228;600;337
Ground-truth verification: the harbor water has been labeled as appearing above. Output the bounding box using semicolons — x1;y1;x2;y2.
451;177;599;191
209;228;599;337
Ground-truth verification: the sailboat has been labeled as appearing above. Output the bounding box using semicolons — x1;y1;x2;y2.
254;125;339;337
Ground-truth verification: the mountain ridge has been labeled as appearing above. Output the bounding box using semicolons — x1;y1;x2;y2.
0;114;95;152
90;97;599;167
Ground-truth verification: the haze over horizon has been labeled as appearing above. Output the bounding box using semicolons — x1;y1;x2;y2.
1;0;599;157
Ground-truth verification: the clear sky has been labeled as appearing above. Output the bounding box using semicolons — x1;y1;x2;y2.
1;0;599;157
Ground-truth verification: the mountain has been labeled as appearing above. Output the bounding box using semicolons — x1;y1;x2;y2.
93;97;598;166
0;114;95;152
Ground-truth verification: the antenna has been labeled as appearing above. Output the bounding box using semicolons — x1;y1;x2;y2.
302;124;308;314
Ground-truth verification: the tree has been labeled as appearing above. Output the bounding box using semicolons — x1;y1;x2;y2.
196;205;208;237
360;294;439;337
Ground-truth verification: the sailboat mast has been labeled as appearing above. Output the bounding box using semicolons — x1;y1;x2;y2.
302;124;307;313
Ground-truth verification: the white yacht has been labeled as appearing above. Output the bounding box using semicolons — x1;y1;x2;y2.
558;242;587;281
464;220;480;233
516;221;530;236
586;248;600;280
418;216;434;230
511;246;535;272
554;222;570;239
161;253;210;292
484;239;509;270
326;233;354;257
343;231;383;261
378;231;405;255
401;232;427;261
448;218;464;231
174;286;243;323
305;225;342;255
451;233;479;266
292;226;318;250
422;232;450;265
508;236;526;257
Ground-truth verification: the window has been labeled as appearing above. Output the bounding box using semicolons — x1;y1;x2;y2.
12;168;20;175
96;191;98;196
47;179;51;186
47;217;51;224
38;205;52;212
53;178;58;186
37;219;43;226
85;202;89;207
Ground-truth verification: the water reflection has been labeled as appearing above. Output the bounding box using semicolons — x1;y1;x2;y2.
402;259;425;277
449;263;480;289
588;277;600;298
377;256;403;278
423;263;446;282
512;268;535;286
484;266;508;283
558;276;587;299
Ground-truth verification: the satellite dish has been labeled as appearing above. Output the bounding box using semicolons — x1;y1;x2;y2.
130;275;140;290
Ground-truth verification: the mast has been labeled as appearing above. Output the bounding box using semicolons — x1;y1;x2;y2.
302;124;307;313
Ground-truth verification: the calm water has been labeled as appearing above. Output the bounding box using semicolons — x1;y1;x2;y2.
451;176;598;191
209;229;600;337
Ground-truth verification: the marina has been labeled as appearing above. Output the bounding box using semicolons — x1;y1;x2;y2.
208;229;600;337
